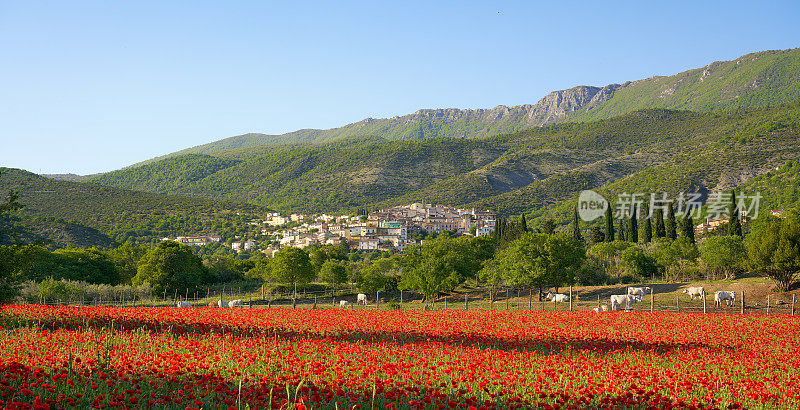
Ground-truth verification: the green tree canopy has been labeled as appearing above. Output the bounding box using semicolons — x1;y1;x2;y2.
746;212;800;291
132;240;209;294
268;247;315;292
618;246;659;280
700;235;746;279
319;259;349;290
481;232;585;295
400;235;493;299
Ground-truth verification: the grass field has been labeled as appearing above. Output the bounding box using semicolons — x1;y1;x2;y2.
1;305;799;409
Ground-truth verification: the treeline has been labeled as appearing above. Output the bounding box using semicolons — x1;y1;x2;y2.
0;167;271;246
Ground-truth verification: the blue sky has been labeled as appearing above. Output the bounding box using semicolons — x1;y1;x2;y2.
1;1;799;174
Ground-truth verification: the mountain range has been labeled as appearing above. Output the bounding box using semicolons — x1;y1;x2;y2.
27;47;800;240
128;48;799;166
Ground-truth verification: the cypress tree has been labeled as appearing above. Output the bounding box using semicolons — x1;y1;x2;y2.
572;207;582;242
642;202;652;243
666;202;677;240
520;214;528;233
605;206;615;242
629;204;639;243
683;213;695;244
654;209;666;238
617;218;626;241
590;226;605;244
728;191;742;236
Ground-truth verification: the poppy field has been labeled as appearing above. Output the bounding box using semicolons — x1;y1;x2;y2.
1;305;799;409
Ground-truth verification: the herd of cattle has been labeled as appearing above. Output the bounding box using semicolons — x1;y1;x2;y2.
542;286;737;312
175;288;738;311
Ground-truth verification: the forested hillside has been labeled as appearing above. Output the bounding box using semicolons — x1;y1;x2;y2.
0;168;269;247
87;102;800;218
132;48;800;165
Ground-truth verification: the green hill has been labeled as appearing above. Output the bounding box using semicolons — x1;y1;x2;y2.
569;49;800;123
131;48;800;166
0;168;269;247
87;103;800;218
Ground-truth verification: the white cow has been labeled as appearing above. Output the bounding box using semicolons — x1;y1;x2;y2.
593;304;610;312
228;299;243;309
545;292;570;303
357;293;368;305
627;287;652;297
682;287;705;300
176;301;192;308
610;294;642;311
339;300;351;308
714;291;736;307
217;299;229;309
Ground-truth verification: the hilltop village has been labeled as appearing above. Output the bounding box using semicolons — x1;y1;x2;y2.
168;201;496;256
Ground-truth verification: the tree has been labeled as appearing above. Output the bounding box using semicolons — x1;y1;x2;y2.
0;246;20;304
132;241;209;294
652;237;699;280
0;171;23;246
571;207;582;242
618;246;659;280
269;247;315;293
654;209;666;238
666;203;677;240
604;206;615;243
542;219;556;235
728;191;743;236
482;233;585;298
642;202;652;243
53;248;120;284
701;235;746;279
401;235;492;301
319;260;348;290
616;218;626;241
682;213;695;244
36;277;83;304
746;212;800;291
629;205;639;243
107;243;150;284
590;226;605;244
520;214;528;233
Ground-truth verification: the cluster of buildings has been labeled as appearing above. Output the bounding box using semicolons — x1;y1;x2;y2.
693;209;783;235
165;201;496;256
262;201;496;256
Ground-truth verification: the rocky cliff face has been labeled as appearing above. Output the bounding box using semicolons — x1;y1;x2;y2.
376;83;623;129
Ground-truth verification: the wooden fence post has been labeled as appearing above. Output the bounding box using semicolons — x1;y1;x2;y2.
376;291;380;309
569;286;573;312
528;289;532;311
741;291;745;314
702;291;707;314
444;295;447;309
792;294;796;316
767;295;770;314
313;295;317;309
517;289;520;310
400;290;403;307
506;289;509;310
676;295;679;313
465;293;468;310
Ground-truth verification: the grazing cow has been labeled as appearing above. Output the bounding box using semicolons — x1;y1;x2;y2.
176;301;192;308
339;300;351;309
217;299;229;309
545;292;570;303
682;287;705;300
593;304;610;312
228;299;243;309
610;294;642;311
627;287;652;297
714;291;736;307
357;293;368;305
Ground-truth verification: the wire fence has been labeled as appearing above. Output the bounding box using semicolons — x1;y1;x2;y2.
18;284;799;315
